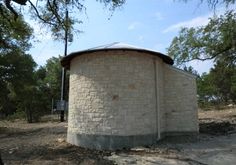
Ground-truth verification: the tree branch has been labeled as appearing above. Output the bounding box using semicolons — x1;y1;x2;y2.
4;0;18;19
0;3;12;22
28;0;57;27
181;45;233;63
47;0;64;29
12;0;27;5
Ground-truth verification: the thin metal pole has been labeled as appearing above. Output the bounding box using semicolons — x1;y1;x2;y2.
60;9;68;122
51;98;54;115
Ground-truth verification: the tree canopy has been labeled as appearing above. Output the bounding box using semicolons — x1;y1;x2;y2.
0;5;63;122
0;0;126;40
168;2;236;108
0;0;126;121
197;61;236;107
180;0;236;9
0;4;33;54
168;10;236;66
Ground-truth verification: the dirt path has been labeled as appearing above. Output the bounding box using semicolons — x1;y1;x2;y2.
108;108;236;165
0;108;236;165
0;120;113;165
107;133;236;165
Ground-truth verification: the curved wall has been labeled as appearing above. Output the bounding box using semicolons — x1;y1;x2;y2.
67;50;163;149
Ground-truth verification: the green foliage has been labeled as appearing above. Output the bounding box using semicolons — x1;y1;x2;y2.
180;0;236;9
1;0;125;41
0;5;63;122
0;6;35;120
6;110;26;121
0;52;38;122
14;56;63;123
210;60;236;103
44;57;63;99
0;1;124;121
168;11;236;66
197;61;236;108
168;9;236;108
197;72;217;107
35;0;125;40
0;55;63;122
0;5;33;53
183;66;199;76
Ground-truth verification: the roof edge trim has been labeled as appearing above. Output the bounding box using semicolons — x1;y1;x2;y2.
61;48;174;69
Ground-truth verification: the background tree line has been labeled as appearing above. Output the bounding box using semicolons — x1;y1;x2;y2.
168;8;236;109
0;0;122;122
0;5;63;122
1;0;235;122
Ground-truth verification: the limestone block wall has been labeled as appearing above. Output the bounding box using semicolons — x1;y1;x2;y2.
66;49;198;149
163;65;198;134
67;51;163;149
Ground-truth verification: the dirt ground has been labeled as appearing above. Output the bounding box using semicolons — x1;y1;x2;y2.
0;108;236;165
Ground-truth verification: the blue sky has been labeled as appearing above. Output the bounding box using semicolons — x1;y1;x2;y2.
27;0;232;74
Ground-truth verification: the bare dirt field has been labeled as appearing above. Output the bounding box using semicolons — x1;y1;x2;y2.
1;108;236;165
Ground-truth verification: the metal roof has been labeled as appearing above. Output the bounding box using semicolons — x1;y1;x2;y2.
61;42;174;69
87;42;142;49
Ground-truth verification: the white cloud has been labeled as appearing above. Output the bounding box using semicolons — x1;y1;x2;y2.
162;14;210;33
153;43;166;53
128;22;141;30
138;35;144;41
188;60;213;74
154;12;164;20
162;5;235;34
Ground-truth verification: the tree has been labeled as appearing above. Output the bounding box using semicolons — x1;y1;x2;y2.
180;0;236;9
183;66;199;76
0;5;32;53
9;56;65;123
168;11;236;66
12;55;37;122
197;72;218;107
0;0;126;40
197;61;236;108
0;5;34;118
34;56;67;120
167;8;236;108
210;60;236;103
16;56;65;122
0;7;64;121
44;56;64;101
0;52;37;121
0;54;64;122
0;5;49;122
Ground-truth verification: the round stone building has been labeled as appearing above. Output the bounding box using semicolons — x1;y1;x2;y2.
61;42;198;150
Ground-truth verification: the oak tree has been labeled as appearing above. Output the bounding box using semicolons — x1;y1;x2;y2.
168;11;236;66
0;0;125;40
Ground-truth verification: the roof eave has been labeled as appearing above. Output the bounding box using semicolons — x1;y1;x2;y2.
61;48;174;69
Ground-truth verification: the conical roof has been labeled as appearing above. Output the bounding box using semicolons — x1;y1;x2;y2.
87;42;141;50
61;42;174;69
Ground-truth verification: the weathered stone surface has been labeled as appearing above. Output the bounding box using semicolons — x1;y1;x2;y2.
164;65;199;133
67;50;198;150
68;51;157;136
